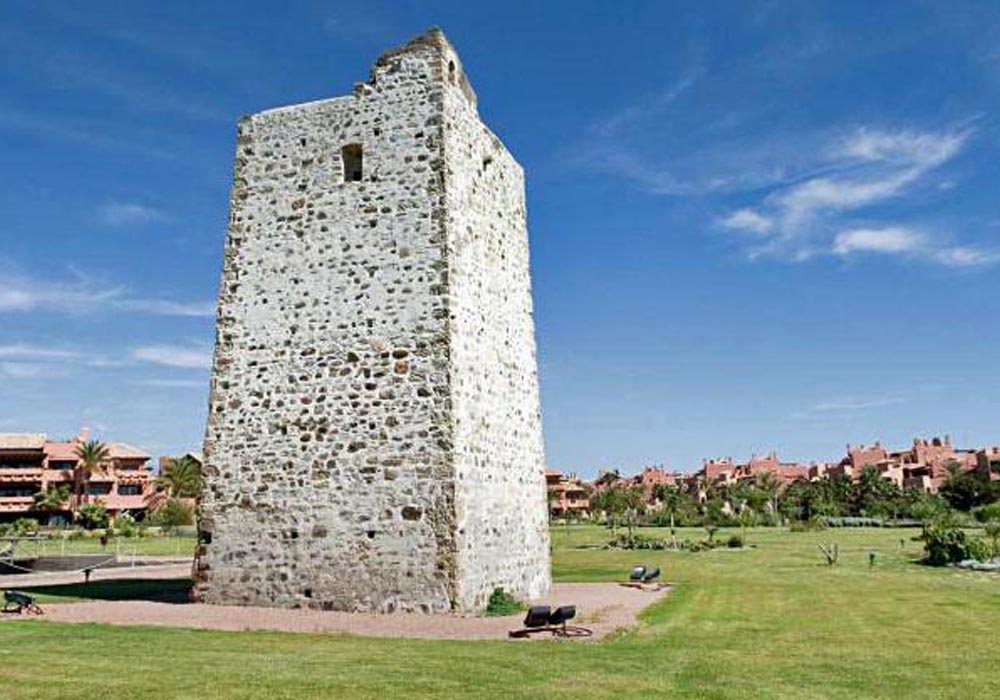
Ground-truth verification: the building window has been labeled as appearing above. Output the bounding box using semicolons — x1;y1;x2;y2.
118;484;142;496
342;144;363;182
448;60;456;85
49;460;76;470
89;484;112;496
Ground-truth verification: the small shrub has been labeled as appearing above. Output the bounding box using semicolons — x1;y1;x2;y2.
972;502;1000;524
485;587;523;617
964;537;993;563
790;516;830;532
921;525;992;566
727;534;744;549
149;499;195;529
12;518;39;537
606;533;668;550
77;504;109;530
115;513;139;538
985;522;1000;556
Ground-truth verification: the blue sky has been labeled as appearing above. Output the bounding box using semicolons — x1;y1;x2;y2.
1;1;998;475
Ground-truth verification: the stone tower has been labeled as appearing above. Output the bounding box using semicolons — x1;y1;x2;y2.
193;29;551;613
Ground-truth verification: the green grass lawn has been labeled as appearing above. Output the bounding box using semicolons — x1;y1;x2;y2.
6;535;196;559
2;526;998;700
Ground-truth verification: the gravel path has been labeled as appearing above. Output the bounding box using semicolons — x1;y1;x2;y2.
2;574;670;640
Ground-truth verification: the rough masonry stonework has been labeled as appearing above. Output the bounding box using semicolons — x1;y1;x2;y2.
193;29;552;613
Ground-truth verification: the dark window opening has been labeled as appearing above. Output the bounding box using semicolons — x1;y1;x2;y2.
342;144;363;182
117;484;142;496
448;60;456;85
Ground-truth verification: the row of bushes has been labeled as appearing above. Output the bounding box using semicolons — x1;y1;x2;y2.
0;499;195;538
605;532;746;551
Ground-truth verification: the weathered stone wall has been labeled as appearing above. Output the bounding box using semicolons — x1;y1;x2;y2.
441;49;551;609
195;29;550;613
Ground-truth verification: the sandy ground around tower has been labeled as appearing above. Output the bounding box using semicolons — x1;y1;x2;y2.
2;563;670;640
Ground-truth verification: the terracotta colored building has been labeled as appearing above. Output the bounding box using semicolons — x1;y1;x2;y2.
837;436;980;493
977;447;1000;481
545;470;590;518
698;454;807;489
0;430;154;522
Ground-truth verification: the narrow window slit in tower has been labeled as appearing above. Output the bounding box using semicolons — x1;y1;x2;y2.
448;60;456;85
341;144;363;182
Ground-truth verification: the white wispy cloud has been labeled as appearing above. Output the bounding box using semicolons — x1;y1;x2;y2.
931;246;1000;268
114;299;215;317
135;378;208;389
717;125;998;267
832;227;925;256
0;343;123;378
771;128;968;232
98;202;170;227
0;107;177;160
831;226;1000;268
0;263;214;317
591;72;702;137
576;78;995;271
720;208;774;235
0;362;66;379
0;344;79;361
132;345;213;370
811;396;906;413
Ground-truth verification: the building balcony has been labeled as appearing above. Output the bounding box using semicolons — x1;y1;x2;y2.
0;495;35;512
551;498;590;512
116;472;151;484
43;470;74;482
0;467;44;482
94;495;151;511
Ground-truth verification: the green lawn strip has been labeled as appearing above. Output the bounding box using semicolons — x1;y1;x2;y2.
12;577;192;604
1;526;998;700
6;535;196;558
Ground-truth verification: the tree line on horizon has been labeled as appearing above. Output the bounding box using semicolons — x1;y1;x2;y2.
586;463;1000;531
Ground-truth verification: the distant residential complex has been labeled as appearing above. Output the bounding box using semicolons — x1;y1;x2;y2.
0;430;154;522
584;435;1000;502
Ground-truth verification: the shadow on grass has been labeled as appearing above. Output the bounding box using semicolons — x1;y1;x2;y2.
13;578;192;604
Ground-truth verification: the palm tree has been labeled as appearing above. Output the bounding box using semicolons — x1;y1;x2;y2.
74;440;111;508
756;472;781;523
156;456;204;499
653;484;686;535
621;485;645;540
33;485;71;513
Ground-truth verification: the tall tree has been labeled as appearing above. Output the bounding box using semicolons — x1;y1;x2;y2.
939;463;998;511
755;472;781;520
620;484;645;539
156;456;204;499
853;466;901;519
653;483;686;534
74;440;110;508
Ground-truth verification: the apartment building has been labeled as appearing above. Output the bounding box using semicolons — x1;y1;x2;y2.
0;430;154;522
545;470;590;518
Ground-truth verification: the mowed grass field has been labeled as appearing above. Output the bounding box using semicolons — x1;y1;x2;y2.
6;535;196;558
2;526;999;700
